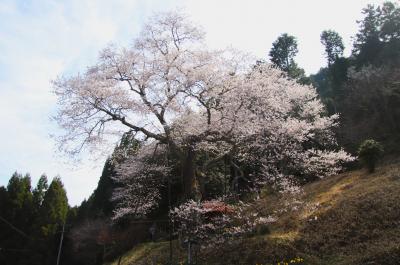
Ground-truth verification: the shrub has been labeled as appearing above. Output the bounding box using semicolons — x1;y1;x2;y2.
358;139;384;173
256;224;271;235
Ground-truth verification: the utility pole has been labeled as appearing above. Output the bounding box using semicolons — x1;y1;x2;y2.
56;222;65;265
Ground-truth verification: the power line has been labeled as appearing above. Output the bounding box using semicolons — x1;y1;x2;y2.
0;247;31;253
0;215;30;239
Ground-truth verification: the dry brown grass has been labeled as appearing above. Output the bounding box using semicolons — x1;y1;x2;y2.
105;162;400;265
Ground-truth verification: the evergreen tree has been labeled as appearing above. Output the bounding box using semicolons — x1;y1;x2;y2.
0;186;8;213
33;174;48;212
269;33;298;72
89;159;116;217
269;33;307;81
379;1;400;42
353;4;381;56
39;177;68;236
6;172;34;231
353;1;400;66
321;30;345;66
33;177;69;265
0;173;35;264
85;133;140;218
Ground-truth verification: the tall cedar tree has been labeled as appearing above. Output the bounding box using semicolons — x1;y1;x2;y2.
320;30;345;66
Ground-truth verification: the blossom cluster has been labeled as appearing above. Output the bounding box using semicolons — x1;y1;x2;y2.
170;199;276;247
111;143;170;220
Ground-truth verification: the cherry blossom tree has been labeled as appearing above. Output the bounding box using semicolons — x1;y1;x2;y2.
53;11;353;221
53;11;246;200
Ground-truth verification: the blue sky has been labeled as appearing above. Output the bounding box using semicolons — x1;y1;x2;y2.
0;0;383;205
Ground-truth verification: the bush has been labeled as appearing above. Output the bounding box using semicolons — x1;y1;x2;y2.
256;224;271;235
358;139;384;173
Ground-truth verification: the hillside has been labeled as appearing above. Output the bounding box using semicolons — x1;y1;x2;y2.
105;161;400;265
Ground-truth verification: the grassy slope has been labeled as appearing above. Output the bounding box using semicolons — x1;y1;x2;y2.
106;162;400;265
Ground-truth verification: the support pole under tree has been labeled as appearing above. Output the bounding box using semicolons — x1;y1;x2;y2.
187;240;191;265
224;155;227;198
56;222;65;265
166;143;173;265
169;175;173;264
